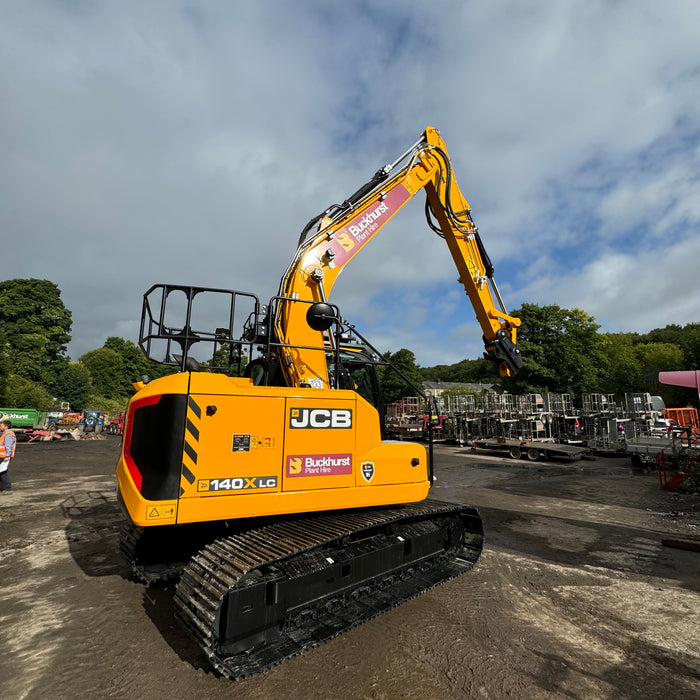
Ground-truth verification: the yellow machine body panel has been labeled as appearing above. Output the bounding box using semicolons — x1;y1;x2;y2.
116;372;429;527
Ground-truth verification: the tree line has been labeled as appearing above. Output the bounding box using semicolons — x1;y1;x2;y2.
1;279;699;412
380;304;700;409
0;279;169;413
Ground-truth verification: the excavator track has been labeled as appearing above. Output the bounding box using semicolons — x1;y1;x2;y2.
120;518;247;584
174;499;483;678
119;521;188;583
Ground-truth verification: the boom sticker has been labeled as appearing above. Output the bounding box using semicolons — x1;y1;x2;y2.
286;454;352;477
329;184;411;266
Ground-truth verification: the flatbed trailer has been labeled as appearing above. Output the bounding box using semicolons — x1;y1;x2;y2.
625;436;699;468
472;437;589;462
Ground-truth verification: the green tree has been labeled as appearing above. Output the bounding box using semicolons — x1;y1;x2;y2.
1;375;53;410
600;333;642;397
51;362;91;412
80;348;125;398
681;324;700;368
103;336;172;394
634;341;687;407
420;357;499;385
379;348;423;404
84;394;128;416
644;323;700;368
503;303;605;397
205;345;249;377
636;342;684;377
0;279;72;384
0;326;10;404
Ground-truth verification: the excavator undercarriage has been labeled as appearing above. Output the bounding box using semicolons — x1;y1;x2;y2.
174;500;483;678
121;499;484;677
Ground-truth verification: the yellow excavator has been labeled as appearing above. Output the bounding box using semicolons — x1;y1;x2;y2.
116;126;521;678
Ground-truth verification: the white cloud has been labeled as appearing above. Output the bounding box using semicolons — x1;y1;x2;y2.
518;234;700;333
1;1;699;367
598;149;700;238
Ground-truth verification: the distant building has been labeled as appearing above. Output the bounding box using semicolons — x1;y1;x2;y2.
422;381;497;398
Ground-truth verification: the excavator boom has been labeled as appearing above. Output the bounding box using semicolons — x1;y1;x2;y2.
275;127;520;389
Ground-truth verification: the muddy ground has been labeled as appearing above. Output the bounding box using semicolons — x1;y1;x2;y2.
1;436;699;700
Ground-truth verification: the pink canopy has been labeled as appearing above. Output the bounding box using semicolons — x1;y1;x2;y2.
658;370;700;398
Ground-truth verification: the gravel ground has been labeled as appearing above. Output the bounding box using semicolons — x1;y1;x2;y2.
1;436;699;700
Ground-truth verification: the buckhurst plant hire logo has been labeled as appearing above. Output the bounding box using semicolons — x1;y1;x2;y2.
287;453;353;477
347;201;389;241
329;185;411;267
289;407;352;429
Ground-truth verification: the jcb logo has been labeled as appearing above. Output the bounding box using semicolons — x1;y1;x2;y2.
289;407;353;429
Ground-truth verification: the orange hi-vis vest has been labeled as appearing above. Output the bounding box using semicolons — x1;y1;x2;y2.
0;429;16;459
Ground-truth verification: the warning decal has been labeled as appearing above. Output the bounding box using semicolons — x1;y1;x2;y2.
146;504;176;520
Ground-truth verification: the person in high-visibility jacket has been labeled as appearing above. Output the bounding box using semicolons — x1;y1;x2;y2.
0;419;16;492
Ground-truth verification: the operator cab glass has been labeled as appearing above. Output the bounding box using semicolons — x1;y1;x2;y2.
327;349;383;410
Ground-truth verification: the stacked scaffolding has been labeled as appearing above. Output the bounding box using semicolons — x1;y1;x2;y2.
383;388;694;450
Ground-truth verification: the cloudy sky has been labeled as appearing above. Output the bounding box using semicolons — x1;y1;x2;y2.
2;1;700;367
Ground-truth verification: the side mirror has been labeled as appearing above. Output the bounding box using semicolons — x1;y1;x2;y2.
306;302;336;331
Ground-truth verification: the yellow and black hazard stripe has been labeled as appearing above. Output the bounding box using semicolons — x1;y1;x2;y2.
180;396;201;496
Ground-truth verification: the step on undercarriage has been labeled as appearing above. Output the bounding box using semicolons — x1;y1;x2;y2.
173;499;483;678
